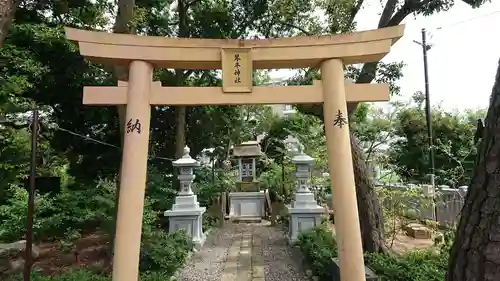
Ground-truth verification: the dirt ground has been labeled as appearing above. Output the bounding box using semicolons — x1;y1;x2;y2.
388;233;435;253
32;233;111;275
327;223;435;254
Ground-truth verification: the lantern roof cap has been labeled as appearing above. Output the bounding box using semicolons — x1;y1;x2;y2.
173;146;200;167
292;153;314;165
291;145;314;165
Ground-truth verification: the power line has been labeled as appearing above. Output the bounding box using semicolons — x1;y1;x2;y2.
57;127;120;149
56;125;291;162
55;126;177;161
425;9;500;40
434;10;500;31
418;10;500;48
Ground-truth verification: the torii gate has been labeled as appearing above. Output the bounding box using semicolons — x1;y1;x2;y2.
65;25;404;281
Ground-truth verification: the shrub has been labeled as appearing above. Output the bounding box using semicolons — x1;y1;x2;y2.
0;169;180;243
139;229;193;274
202;212;220;231
258;163;295;204
146;168;177;212
140;193;194;275
194;167;234;206
0;178;116;242
365;250;447;281
297;225;338;279
297;225;449;281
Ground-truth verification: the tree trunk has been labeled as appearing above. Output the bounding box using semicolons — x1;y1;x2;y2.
0;0;17;49
350;134;387;253
172;0;190;190
446;59;500;281
174;105;187;157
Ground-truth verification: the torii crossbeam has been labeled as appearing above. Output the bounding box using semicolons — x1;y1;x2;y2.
65;24;404;281
84;80;389;105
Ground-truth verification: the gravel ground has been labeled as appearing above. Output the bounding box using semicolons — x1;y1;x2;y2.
257;223;309;281
176;223;240;281
176;221;309;281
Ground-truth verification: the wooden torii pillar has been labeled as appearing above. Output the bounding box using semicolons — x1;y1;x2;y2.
65;25;404;281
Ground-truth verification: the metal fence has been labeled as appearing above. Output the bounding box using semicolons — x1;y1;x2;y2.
375;184;468;227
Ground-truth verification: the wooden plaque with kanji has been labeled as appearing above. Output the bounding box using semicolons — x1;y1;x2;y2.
221;48;253;93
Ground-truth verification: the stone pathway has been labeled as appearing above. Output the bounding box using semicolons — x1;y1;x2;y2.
176;221;309;281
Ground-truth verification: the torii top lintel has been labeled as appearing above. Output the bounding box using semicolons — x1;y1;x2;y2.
64;25;404;70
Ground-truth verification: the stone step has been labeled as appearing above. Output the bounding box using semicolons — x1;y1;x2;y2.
404;223;432;239
231;217;262;223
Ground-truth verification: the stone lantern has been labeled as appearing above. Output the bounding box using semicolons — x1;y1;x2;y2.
286;149;324;244
229;140;265;222
164;146;206;248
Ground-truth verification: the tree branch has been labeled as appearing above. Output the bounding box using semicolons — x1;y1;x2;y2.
199;70;212;84
350;0;433;115
348;0;365;25
386;0;433;27
378;0;398;27
278;21;312;36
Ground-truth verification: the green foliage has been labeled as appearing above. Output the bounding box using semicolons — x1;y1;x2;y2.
311;176;332;205
350;102;399;164
297;225;450;281
2;23;121;182
194;167;235;206
364;250;448;281
389;104;484;185
0;127;30;197
375;187;432;245
297;226;338;279
258;162;295;203
0;179;116;242
139;230;193;274
434;227;456;258
262;112;327;167
348;100;483;186
145;168;177;212
0;119;73;204
202;213;221;231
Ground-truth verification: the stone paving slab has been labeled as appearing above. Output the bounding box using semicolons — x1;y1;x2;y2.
176;221;309;281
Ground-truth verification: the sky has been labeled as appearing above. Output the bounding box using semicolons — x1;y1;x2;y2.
269;1;500;112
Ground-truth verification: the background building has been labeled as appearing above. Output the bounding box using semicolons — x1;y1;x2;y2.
266;77;296;118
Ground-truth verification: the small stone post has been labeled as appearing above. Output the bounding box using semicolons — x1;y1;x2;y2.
286;148;324;244
422;184;436;221
458;186;468;197
164;146;206;248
